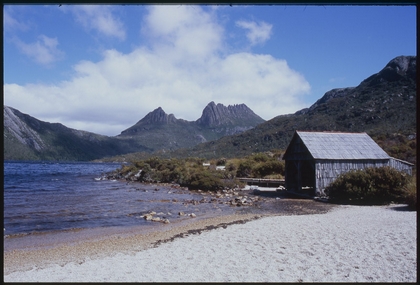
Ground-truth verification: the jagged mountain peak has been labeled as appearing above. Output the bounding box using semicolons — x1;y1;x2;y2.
139;107;177;124
118;101;265;146
196;101;264;127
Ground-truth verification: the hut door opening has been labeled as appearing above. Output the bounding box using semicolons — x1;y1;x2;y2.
285;160;315;196
300;160;315;196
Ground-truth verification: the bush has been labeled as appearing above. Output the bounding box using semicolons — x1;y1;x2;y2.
251;153;269;162
187;169;225;191
253;160;285;178
236;160;253;177
403;175;416;210
325;166;410;205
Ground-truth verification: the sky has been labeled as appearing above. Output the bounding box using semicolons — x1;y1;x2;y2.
3;5;416;136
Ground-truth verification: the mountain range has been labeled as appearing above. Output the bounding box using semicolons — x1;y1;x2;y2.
3;55;416;164
167;55;416;164
4;101;264;161
117;101;265;150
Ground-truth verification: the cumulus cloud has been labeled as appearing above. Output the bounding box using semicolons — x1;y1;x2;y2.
142;5;223;60
236;20;272;45
4;6;310;136
69;5;126;40
12;35;65;66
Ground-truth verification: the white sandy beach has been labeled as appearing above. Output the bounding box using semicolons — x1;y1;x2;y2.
4;204;416;282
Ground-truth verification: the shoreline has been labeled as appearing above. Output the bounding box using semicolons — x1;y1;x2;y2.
4;203;416;282
4;196;336;276
4;212;269;275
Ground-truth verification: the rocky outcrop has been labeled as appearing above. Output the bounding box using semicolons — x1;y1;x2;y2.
362;55;416;85
138;107;178;125
4;105;153;161
196;101;264;127
3;106;46;151
120;107;181;135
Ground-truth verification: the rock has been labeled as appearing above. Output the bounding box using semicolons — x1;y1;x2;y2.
179;211;185;216
151;217;161;222
163;218;170;224
144;214;153;221
190;213;196;218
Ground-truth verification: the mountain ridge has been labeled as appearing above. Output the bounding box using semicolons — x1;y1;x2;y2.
116;102;265;151
3;106;153;161
4;55;416;163
163;55;416;164
4;101;265;161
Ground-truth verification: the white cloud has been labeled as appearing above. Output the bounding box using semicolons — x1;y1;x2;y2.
3;9;29;31
236;20;272;46
13;35;64;66
142;5;223;60
4;6;310;136
69;5;126;40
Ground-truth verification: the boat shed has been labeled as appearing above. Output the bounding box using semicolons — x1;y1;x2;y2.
282;131;413;197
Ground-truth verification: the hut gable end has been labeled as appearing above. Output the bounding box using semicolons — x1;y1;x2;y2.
283;131;313;161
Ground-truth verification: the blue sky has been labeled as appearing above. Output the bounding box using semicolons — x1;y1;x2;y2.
3;5;416;136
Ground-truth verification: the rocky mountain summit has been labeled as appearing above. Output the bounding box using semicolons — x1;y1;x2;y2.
139;107;179;125
120;102;264;136
118;102;265;151
364;55;416;84
196;101;263;127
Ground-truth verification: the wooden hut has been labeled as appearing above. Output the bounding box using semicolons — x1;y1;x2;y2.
282;131;413;197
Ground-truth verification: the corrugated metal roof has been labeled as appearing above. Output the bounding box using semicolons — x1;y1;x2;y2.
296;131;390;160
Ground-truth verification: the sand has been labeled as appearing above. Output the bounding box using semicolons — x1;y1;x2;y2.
4;204;416;282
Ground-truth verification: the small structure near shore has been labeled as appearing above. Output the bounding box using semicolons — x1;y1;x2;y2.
282;131;413;197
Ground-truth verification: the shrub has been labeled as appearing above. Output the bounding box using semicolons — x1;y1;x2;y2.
144;156;161;169
253;160;285;178
251;153;269;162
120;165;137;176
325;166;410;205
236;160;253;177
403;175;416;210
187;169;225;191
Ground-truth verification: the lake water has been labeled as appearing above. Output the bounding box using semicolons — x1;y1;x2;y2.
4;161;237;239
